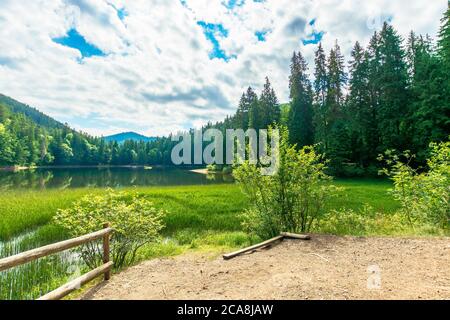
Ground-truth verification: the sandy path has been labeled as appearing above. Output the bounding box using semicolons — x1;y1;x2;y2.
83;235;450;300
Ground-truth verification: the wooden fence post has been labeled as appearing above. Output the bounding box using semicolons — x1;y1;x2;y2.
0;225;114;299
103;223;111;280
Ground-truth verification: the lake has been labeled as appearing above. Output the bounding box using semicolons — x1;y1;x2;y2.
0;166;234;190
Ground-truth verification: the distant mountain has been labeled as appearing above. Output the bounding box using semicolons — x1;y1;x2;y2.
104;132;156;144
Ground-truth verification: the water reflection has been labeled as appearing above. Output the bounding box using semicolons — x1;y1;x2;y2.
0;167;234;190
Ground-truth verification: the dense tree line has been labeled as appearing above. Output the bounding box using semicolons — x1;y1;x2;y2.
0;8;449;174
213;10;449;176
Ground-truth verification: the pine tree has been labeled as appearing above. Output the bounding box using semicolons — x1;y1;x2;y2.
325;41;350;168
313;43;328;148
376;23;410;152
347;41;376;166
259;77;280;128
288;51;314;147
235;93;248;130
437;5;450;140
326;41;347;118
407;8;450;160
438;4;450;67
246;87;260;130
235;87;257;130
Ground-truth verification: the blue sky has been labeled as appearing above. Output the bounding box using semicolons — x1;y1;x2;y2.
0;0;447;136
197;21;235;61
53;29;106;58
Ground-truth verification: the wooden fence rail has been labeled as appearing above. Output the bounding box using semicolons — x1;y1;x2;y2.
0;223;113;300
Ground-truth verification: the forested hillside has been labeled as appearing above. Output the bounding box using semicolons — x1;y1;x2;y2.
0;96;176;167
0;94;66;130
0;9;449;173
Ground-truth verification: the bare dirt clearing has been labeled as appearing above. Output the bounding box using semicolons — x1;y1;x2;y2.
83;235;450;300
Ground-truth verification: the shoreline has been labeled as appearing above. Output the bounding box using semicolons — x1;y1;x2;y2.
0;165;207;172
190;168;209;175
0;166;34;172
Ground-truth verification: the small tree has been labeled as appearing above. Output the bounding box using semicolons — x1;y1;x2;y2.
54;189;165;269
379;140;449;230
233;126;339;239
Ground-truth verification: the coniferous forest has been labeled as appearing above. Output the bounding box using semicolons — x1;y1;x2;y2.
1;10;449;176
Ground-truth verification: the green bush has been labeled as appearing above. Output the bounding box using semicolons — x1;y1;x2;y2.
233;126;341;239
53;189;165;269
379;140;449;230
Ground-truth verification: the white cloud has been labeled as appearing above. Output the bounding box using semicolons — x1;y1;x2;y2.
0;0;446;136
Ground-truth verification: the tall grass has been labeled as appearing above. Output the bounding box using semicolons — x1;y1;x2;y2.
0;180;403;299
0;189;97;241
0;225;86;300
0;180;398;241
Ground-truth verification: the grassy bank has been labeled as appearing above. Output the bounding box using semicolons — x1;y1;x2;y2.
0;179;399;242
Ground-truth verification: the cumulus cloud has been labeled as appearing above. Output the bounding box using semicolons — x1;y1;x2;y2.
0;0;446;136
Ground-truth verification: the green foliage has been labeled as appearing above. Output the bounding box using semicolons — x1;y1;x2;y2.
346;42;378;166
53;189;165;269
233;126;341;238
259;77;281;129
379;140;450;230
313;43;329;149
375;23;410;152
0;96;182;167
438;6;450;67
288;51;314;147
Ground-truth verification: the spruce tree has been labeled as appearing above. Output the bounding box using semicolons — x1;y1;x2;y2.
407;7;450;160
313;43;328;148
288;51;314;147
259;77;280;128
438;5;450;67
235;87;257;130
376;23;410;152
347;41;376;166
248;91;261;130
326;41;350;169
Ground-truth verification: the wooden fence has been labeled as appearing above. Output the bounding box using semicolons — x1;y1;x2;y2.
0;223;113;300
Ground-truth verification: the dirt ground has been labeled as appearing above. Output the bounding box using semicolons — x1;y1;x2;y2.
83;235;450;300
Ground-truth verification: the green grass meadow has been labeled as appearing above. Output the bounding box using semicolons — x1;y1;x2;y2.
0;179;399;242
0;179;413;300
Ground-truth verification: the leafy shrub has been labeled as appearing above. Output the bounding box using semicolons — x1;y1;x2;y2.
233;126;340;239
379;140;449;230
54;189;165;269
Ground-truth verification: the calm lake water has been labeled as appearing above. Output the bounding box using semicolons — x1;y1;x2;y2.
0;166;234;190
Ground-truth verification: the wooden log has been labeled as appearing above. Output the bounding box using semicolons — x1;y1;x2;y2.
0;228;113;272
37;261;113;300
280;232;311;240
103;223;111;281
223;235;284;260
